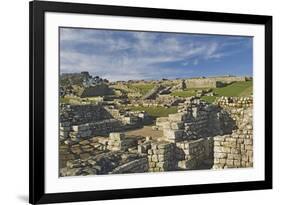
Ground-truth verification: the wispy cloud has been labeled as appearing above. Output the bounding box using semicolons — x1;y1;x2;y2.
60;28;253;81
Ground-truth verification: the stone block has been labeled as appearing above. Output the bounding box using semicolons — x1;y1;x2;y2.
170;122;184;129
109;132;125;141
163;129;183;141
234;160;241;167
219;158;226;164
245;145;253;151
226;159;234;166
168;113;187;122
214;152;227;159
244;139;253;145
72;124;89;132
214;141;221;146
213;136;226;141
151;155;158;162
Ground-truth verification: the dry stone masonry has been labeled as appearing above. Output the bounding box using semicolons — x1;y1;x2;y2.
147;142;177;172
107;133;138;151
60;104;147;142
59;96;253;176
212;97;253;169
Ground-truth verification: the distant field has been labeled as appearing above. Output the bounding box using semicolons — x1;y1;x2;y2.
170;89;196;97
129;106;178;118
127;83;155;95
170;80;252;103
213;81;253;97
61;81;252;105
201;96;217;103
201;81;253;103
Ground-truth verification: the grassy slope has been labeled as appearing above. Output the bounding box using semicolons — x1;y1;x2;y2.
171;81;252;103
129;106;178;118
237;82;253;96
213;81;253;97
127;83;155;95
201;81;253;103
171;89;196;97
201;96;217;103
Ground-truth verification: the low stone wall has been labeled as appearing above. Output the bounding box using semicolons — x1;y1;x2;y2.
60;104;114;140
107;133;138;151
60;104;146;141
209;76;247;83
60;104;113;125
186;79;218;88
186;76;247;88
110;158;148;174
142;137;213;172
177;137;213;169
68;119;123;139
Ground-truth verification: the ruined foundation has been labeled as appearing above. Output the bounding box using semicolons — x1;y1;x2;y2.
59;96;253;176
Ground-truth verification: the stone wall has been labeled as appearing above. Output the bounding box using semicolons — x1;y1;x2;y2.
209;76;247;83
60;104;113;125
110;158;148;174
156;98;235;141
212;97;253;169
185;76;247;88
60;96;253;176
107;133;138;151
186;79;218;88
153;97;248;170
80;84;114;98
147;141;177;172
68;119;123;139
60;104;145;141
140;137;213;172
177;137;213;169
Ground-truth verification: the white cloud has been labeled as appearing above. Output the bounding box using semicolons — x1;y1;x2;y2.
59;28;244;81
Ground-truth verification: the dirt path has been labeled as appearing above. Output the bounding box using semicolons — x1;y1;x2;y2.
125;126;163;139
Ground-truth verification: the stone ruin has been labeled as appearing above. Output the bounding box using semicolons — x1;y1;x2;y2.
59;96;253;176
59;104;149;143
185;76;247;89
212;97;253;168
130;96;184;109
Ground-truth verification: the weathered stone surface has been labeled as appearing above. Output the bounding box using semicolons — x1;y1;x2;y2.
59;96;253;176
212;97;253;169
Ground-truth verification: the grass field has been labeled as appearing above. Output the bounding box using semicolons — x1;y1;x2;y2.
213;81;253;97
129;106;178;118
200;96;217;103
171;81;253;103
201;81;253;103
60;97;71;104
170;89;196;97
127;83;155;95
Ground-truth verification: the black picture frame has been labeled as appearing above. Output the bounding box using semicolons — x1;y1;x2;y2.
29;0;272;204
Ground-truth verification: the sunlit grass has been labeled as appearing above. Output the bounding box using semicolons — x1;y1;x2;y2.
129;106;178;118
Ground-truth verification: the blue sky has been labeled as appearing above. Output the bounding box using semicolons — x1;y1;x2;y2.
60;27;253;81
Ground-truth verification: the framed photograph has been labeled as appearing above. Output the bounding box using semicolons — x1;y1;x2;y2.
29;0;272;204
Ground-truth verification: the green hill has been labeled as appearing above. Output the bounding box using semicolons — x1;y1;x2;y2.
201;81;253;103
214;81;253;97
